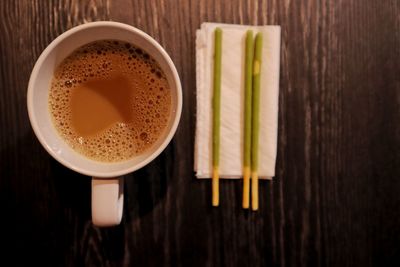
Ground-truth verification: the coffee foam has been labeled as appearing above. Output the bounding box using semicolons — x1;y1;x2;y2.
49;40;171;162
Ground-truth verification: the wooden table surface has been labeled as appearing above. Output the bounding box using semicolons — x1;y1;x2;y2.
1;0;399;266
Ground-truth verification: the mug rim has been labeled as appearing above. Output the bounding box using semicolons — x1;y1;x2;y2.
27;21;182;178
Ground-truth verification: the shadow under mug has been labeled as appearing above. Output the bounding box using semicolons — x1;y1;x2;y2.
27;21;182;227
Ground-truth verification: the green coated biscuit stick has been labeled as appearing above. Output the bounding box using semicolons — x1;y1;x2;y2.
242;30;254;209
251;32;263;211
212;27;222;207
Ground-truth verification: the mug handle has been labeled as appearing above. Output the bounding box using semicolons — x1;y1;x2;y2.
91;177;124;227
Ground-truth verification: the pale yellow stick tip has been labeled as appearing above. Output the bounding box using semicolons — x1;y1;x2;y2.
251;171;259;211
242;166;250;209
212;167;219;206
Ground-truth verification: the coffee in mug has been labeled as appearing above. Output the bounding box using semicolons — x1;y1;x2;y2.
49;40;172;162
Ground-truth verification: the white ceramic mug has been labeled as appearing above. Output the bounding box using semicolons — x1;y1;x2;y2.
27;21;182;227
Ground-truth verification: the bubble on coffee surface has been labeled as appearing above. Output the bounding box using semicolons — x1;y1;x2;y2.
49;40;171;162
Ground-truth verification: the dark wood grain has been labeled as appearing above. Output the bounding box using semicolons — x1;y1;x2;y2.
0;0;399;266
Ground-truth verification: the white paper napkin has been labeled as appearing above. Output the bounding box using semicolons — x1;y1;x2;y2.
194;23;281;179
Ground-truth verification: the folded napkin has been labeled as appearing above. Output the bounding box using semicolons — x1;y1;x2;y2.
194;23;281;179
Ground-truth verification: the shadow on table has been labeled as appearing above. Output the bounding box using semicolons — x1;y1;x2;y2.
123;143;172;221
